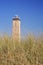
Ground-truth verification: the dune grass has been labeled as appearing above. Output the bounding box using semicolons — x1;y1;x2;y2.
0;34;43;65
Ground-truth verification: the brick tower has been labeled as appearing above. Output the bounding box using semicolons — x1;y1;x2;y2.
12;16;20;42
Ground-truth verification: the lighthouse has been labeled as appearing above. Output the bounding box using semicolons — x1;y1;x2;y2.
12;16;20;42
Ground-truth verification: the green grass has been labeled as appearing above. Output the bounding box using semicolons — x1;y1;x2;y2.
0;34;43;65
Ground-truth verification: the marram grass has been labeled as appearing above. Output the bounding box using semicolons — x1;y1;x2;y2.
0;34;43;65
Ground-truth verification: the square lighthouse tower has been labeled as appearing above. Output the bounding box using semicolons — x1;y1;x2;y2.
12;16;20;42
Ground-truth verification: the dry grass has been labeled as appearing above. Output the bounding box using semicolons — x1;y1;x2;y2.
0;34;43;65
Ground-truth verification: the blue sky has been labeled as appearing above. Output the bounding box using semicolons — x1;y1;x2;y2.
0;0;43;37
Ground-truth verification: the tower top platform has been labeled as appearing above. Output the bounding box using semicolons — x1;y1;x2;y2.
12;15;20;20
